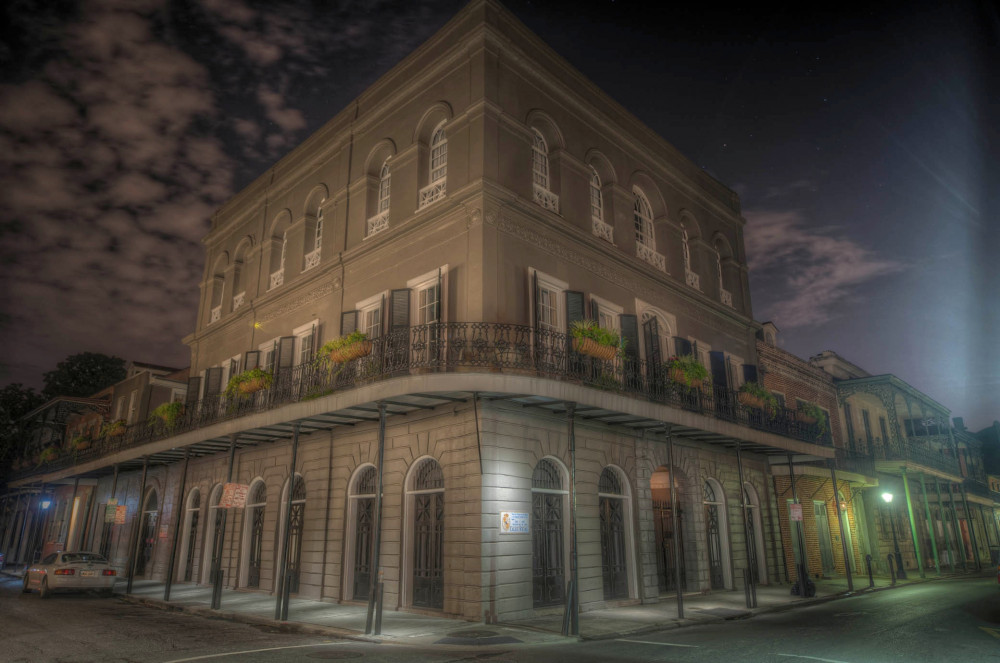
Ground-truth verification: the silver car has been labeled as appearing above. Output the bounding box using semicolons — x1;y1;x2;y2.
22;552;118;598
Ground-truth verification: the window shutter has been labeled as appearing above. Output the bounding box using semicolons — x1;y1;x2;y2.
643;317;661;365
590;298;600;323
674;337;693;357
277;336;295;369
619;314;640;362
709;351;729;389
340;310;358;336
565;291;585;334
244;350;260;371
436;268;444;323
390;289;411;331
532;270;540;332
204;367;223;397
186;377;201;404
743;364;758;383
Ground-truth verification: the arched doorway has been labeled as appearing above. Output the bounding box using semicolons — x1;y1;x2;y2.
347;465;377;601
532;458;567;607
703;478;730;589
838;491;856;574
598;466;631;600
651;467;685;592
743;483;767;584
241;480;267;588
408;458;444;609
179;488;200;583
278;475;306;594
135;490;158;577
202;484;224;585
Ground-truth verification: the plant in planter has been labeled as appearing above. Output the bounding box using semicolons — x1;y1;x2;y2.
225;367;274;398
796;402;829;439
39;447;59;464
70;435;92;452
319;331;373;364
101;419;127;438
664;354;710;388
569;319;622;361
737;381;779;414
150;401;185;429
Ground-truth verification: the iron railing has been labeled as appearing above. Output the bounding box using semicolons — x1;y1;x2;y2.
14;322;833;479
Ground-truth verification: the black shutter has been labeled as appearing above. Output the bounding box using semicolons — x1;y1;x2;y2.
619;314;640;390
204;367;223;397
390;289;411;330
565;291;585;333
743;364;759;383
643;317;661;365
590;298;600;324
277;336;295;369
244;350;260;371
186;377;200;405
709;351;729;389
532;271;540;332
340;310;358;336
674;337;693;357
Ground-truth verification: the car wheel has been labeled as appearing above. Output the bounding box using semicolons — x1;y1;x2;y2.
21;575;31;594
39;577;51;599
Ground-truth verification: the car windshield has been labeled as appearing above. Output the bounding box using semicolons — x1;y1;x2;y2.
61;553;108;564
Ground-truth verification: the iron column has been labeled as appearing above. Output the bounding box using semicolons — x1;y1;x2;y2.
164;448;190;601
787;453;810;595
277;424;300;621
933;478;956;571
212;434;237;610
959;483;981;571
918;474;940;575
365;406;386;634
666;426;684;619
901;469;925;577
829;464;854;591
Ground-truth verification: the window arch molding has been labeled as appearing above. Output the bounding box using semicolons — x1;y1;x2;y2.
302;185;329;268
742;481;767;584
230;236;253;310
201;483;224;585
362;139;396;238
638;305;676;365
702;476;732;590
277;473;307;594
526;110;563;213
400;455;446;610
178;487;201;583
677;211;702;290
238;477;268;587
343;463;379;601
208;252;229;323
265;209;293;290
597;464;638;600
711;232;736;307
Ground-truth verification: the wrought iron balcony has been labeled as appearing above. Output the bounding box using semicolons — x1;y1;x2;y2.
532;183;559;213
418;180;446;208
366;210;389;237
963;477;991;499
636;244;666;272
871;433;961;476
592;218;614;243
304;247;321;271
833;448;876;477
13;322;833;479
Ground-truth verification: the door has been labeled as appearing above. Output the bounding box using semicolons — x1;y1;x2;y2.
412;491;444;609
652;487;685;592
532;459;565;607
136;510;157;576
352;495;374;600
247;504;265;588
814;501;835;574
183;494;200;582
598;468;628;600
704;481;726;589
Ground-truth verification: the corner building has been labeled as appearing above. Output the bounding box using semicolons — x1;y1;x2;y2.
6;0;839;622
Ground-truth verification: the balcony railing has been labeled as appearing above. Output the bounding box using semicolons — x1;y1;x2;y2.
592;218;614;243
269;269;284;289
963;477;991;499
871;433;961;476
304;247;321;271
636;244;666;272
418;180;446;208
366;210;389;237
13;322;832;479
834;448;877;477
685;270;701;290
210;306;221;324
232;291;245;311
533;184;559;213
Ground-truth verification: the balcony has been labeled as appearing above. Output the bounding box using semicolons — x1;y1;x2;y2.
269;269;284;289
13;323;832;481
418;180;446;208
366;210;389;237
532;184;559;213
685;270;701;290
304;247;321;271
720;288;733;307
963;477;991;499
210;306;221;324
592;218;614;243
636;243;666;272
872;433;961;476
232;291;245;311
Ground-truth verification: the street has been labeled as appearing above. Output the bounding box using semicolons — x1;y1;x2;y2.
0;575;997;662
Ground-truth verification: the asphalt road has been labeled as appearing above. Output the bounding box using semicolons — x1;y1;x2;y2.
1;574;997;662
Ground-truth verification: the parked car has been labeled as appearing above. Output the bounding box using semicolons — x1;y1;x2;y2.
22;552;117;598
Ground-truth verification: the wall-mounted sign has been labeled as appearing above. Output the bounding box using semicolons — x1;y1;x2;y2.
500;511;529;535
219;483;250;509
104;498;118;523
114;505;127;525
790;503;803;522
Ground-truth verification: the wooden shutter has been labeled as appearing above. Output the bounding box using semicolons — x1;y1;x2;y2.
619;314;639;362
743;364;759;383
532;270;540;332
709;351;729;388
185;376;200;404
674;337;693;357
565;291;585;333
643;317;660;365
277;336;295;369
204;367;223;397
390;289;411;331
436;268;444;323
244;350;260;371
340;310;358;336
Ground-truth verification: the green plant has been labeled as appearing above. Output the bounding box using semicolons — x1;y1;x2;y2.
39;447;59;464
797;401;829;439
569;319;621;347
738;381;779;413
101;419;127;437
318;331;370;356
225;367;274;398
665;354;710;387
149;401;185;429
70;435;91;451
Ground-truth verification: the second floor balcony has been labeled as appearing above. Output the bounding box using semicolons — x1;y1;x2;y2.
14;322;833;481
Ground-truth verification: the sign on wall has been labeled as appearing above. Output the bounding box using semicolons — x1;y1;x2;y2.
219;483;250;509
104;498;118;523
114;505;127;525
499;511;529;534
790;503;803;522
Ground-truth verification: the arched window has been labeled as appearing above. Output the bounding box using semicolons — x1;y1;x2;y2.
419;122;448;208
407;458;444;609
703;479;730;590
180;488;200;583
633;188;654;249
279;475;306;594
743;483;767;584
347;466;378;601
532;130;549;190
241;480;267;588
590;168;603;223
598;467;632;600
202;484;224;585
531;458;567;607
367;159;391;237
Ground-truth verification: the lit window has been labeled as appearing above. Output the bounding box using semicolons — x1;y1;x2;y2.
361;302;382;339
315;207;323;251
378;160;391;214
590;168;603;222
430;123;447;184
633;188;654;249
682;229;691;272
532;130;549;190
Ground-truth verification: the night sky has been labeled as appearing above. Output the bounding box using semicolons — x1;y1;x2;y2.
1;1;997;428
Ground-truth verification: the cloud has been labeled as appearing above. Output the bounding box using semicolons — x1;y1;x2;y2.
744;209;904;327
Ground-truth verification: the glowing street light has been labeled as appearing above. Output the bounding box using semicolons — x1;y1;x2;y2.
882;491;906;578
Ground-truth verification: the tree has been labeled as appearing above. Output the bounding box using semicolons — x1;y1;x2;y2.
0;383;45;465
42;352;126;399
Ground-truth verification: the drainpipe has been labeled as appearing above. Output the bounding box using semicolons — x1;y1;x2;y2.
901;468;925;577
164;448;190;601
918;475;940;575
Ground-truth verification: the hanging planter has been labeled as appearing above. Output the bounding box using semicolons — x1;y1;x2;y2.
319;332;373;364
665;355;708;388
150;401;185;429
569;320;622;362
225;368;274;398
738;382;778;414
572;337;617;361
71;435;92;452
101;419;127;438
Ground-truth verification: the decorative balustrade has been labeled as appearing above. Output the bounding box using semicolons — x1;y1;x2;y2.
532;184;559;213
13;322;833;480
210;306;221;324
418;180;447;208
366;210;389;237
269;269;284;289
592;218;614;243
636;243;666;272
304;248;321;271
871;433;961;476
232;291;245;311
685;270;701;290
720;288;733;307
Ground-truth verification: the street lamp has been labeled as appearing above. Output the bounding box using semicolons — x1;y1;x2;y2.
881;491;906;579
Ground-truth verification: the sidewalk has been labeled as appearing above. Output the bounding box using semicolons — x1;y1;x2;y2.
3;565;984;646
